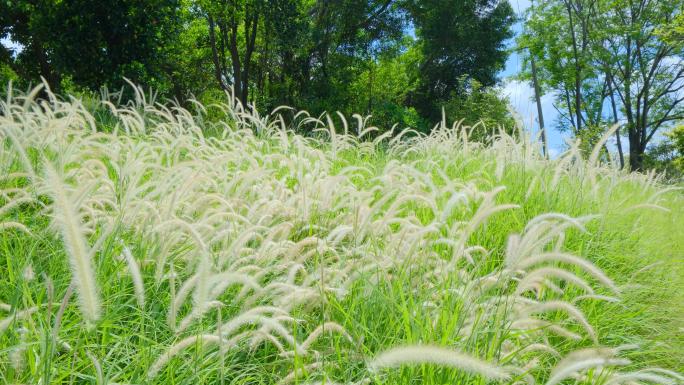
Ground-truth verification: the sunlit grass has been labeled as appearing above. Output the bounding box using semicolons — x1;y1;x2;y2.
0;83;682;384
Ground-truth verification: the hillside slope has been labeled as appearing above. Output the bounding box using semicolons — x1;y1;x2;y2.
1;86;682;384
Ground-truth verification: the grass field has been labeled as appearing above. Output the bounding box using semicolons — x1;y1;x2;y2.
1;85;683;384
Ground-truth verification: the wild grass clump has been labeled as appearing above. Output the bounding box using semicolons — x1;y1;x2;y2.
0;83;682;384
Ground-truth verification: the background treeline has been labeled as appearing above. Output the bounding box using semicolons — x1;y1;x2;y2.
2;0;684;175
519;0;684;172
0;0;517;135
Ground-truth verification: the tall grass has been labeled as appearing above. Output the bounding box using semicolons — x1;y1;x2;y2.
0;83;682;384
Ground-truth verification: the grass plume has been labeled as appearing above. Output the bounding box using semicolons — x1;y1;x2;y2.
0;84;681;384
43;161;101;324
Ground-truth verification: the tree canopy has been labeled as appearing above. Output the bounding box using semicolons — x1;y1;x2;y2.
405;0;515;121
4;0;684;174
520;0;684;171
1;0;516;135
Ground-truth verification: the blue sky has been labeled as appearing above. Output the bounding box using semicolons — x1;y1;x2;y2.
500;0;566;157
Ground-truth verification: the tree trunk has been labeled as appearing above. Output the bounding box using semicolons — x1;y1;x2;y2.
607;75;624;169
32;39;61;93
629;147;643;171
227;14;243;105
207;16;227;91
564;1;583;133
240;13;259;107
531;55;548;158
628;130;644;171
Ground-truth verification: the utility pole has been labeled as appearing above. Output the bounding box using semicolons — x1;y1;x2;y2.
530;55;549;158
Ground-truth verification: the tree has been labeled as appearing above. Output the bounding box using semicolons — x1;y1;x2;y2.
2;1;62;88
199;0;262;106
522;0;684;171
197;0;406;112
667;124;684;174
605;0;684;171
403;0;515;122
2;0;518;139
521;0;611;139
442;79;517;140
642;124;684;178
269;0;405;115
347;37;423;129
1;0;185;93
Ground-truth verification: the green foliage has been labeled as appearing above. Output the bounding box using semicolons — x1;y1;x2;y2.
520;0;684;171
1;0;517;139
348;39;425;130
519;0;607;136
656;12;684;48
441;79;517;140
404;0;515;121
3;0;185;92
0;63;18;92
256;0;407;115
669;125;684;172
643;125;684;180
